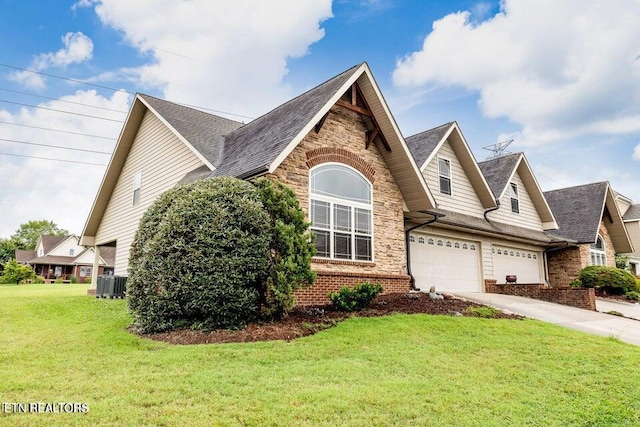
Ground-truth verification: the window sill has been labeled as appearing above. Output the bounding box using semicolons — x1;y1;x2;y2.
312;257;376;267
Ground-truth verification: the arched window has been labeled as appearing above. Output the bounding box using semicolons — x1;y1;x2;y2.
590;235;606;266
455;242;460;249
409;235;415;243
310;164;373;261
427;238;434;245
445;241;452;248
418;237;425;244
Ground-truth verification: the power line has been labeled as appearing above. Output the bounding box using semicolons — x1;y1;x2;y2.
0;152;108;166
0;99;125;123
0;87;129;113
0;138;112;155
0;63;131;95
0;63;255;120
0;120;116;140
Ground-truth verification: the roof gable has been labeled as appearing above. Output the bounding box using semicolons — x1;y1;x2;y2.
544;182;632;251
624;204;640;221
479;153;558;229
40;235;69;254
407;122;496;209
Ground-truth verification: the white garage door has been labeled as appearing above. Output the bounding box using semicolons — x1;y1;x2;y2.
409;233;482;292
492;246;543;284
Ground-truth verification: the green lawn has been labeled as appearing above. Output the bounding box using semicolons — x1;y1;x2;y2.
1;284;639;426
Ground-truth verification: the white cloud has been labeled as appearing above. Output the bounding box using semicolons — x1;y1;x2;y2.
0;91;130;237
392;0;640;145
10;32;94;90
634;143;640;161
91;0;333;117
71;0;93;11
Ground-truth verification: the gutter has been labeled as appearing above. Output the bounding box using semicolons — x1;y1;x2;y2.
237;165;270;181
405;211;444;291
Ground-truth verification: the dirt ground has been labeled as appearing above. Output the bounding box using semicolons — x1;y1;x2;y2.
146;292;522;345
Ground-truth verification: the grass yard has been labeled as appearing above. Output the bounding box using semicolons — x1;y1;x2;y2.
1;284;640;426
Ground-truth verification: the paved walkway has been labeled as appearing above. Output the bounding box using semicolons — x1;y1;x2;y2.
455;292;640;346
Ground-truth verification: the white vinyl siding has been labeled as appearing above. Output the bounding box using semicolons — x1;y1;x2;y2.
491;171;543;230
624;222;640;258
95;110;207;275
423;140;486;217
48;237;83;257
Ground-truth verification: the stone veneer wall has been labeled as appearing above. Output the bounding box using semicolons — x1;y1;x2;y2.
485;280;596;311
547;220;617;287
267;103;410;306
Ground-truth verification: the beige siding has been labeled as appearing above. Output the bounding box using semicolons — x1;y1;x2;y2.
49;238;83;257
95;110;206;274
490;171;543;230
626;222;640;257
423;140;485;217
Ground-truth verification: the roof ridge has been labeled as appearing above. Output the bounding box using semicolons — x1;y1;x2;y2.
477;151;522;165
543;181;608;195
406;122;454;140
138;93;244;126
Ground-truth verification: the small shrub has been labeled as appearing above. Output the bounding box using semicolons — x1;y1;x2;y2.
328;282;384;312
70;275;78;284
54;278;63;283
626;291;640;301
569;279;582;288
607;310;624;317
33;276;45;284
85;277;91;284
465;306;500;318
578;266;638;295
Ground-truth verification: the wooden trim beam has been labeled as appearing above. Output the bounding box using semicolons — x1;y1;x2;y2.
351;82;357;105
354;83;391;152
336;99;372;117
314;112;329;134
366;129;378;149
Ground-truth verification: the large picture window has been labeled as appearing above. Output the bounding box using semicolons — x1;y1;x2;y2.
310;164;373;261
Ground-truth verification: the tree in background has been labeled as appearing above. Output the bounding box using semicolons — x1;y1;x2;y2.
10;220;68;251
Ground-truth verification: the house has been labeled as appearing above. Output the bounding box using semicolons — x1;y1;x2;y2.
405;125;566;292
613;192;640;275
15;235;114;283
543;182;633;286
80;62;436;304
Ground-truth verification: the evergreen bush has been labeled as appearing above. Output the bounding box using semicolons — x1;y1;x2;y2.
578;266;638;294
127;177;272;333
328;282;383;312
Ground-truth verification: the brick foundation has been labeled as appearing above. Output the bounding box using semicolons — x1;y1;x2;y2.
294;271;411;306
485;279;596;310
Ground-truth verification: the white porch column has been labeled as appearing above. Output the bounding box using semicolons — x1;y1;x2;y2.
90;245;100;292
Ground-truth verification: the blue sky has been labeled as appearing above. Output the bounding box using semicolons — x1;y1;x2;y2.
1;0;639;237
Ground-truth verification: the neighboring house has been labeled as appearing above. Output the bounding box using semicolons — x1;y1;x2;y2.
543;182;633;287
405;125;565;292
80;63;435;304
613;192;640;276
15;235;114;283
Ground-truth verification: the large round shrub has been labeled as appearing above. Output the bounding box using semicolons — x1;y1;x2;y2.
578;265;638;294
127;177;272;333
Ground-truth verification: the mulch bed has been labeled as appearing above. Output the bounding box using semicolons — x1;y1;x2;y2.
145;293;522;345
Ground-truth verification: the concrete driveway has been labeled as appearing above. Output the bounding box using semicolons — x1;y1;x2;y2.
455;292;640;346
596;297;640;320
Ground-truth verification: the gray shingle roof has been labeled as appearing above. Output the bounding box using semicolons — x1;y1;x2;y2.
434;209;568;245
624;204;640;221
543;182;608;243
139;94;244;167
210;64;361;178
15;249;36;263
478;153;522;198
405;122;453;167
40;235;67;253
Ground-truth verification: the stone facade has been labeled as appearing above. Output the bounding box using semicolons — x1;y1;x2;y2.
485;279;596;310
547;220;617;287
268;103;410;305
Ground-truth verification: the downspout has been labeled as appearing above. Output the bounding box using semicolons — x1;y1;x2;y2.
405;212;443;291
483;199;500;221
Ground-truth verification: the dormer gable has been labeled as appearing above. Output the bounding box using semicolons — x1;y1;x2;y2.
406;122;496;217
479;153;558;231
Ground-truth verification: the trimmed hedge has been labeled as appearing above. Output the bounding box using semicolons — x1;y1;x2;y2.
127;177;272;333
578;265;639;295
328;282;384;312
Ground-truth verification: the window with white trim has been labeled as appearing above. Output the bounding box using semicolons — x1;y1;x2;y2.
79;266;92;277
132;171;142;206
309;164;373;261
509;182;519;213
69;249;74;256
438;157;452;195
590;235;606;266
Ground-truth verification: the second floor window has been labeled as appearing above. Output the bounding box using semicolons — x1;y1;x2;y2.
438;157;451;195
510;182;519;213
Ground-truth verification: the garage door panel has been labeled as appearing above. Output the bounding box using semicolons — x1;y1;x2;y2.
410;233;481;293
492;246;542;284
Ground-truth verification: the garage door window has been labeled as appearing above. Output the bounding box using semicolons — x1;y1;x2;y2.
310;164;373;261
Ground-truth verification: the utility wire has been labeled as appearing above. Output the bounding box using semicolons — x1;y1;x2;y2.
0;152;107;166
0;87;129;113
0;99;125;123
0;138;112;155
0;63;255;120
0;120;117;140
